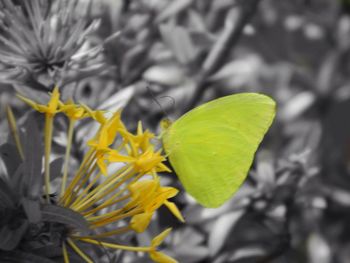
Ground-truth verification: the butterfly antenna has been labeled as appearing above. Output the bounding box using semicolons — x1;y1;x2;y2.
159;95;176;113
146;85;175;119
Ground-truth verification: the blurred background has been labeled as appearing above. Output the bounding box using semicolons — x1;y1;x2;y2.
1;0;350;262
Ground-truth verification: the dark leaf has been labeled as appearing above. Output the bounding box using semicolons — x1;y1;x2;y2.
230;247;267;262
121;45;149;81
0;221;28;251
22;114;43;199
0;250;55;263
31;244;63;258
0;143;22;177
47;157;64;181
41;204;89;233
22;197;41;223
11;164;24;195
0;177;15;208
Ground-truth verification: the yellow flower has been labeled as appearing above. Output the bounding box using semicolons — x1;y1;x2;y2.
59;98;89;120
17;86;61;201
128;179;184;232
109;148;171;174
87;111;127;175
101;110;127;145
121;121;155;155
17;86;61;117
87;129;110;175
81;103;107;124
15;90;183;262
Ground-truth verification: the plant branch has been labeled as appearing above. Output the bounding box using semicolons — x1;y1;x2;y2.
184;0;262;113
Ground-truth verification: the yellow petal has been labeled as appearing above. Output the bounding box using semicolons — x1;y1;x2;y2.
156;163;172;173
128;180;158;205
97;157;108;175
150;251;178;263
151;228;172;247
105;111;125;145
37;105;49;113
16;94;41;111
98;127;109;148
137;121;143;135
164;201;185;222
48;87;60;114
130;212;153;233
95;111;107;124
108;150;134;163
157;187;178;201
81;103;107;124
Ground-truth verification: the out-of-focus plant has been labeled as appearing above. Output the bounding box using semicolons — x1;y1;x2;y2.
1;0;350;262
0;88;183;262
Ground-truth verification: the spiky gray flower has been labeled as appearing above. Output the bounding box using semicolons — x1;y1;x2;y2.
0;0;104;92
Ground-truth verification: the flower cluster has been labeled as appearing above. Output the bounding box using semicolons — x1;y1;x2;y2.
15;87;184;262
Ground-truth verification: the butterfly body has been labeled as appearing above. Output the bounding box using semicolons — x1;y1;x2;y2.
162;93;276;208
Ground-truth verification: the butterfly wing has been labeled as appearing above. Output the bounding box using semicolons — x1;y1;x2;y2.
162;93;276;208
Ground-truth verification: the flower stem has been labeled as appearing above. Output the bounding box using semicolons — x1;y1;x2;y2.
60;150;95;205
67;238;93;263
62;242;70;263
61;119;76;197
73;226;131;239
6;106;24;159
44;115;54;202
77;237;151;252
89;207;143;228
71;166;133;211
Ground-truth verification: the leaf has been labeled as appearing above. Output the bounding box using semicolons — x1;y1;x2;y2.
0;143;22;177
98;85;135;112
121;44;149;80
172;228;209;263
159;24;198;65
174;246;209;263
156;0;194;22
30;244;63;258
41;204;89;233
202;8;240;75
11;164;24;195
22;114;43;199
143;64;186;86
183;190;251;223
0;250;56;263
280;91;315;121
208;211;244;255
307;233;331;263
230;247;267;262
47;157;64;181
22;197;41;223
0;177;15;208
0;221;28;250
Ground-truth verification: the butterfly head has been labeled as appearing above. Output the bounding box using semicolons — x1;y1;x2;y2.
160;118;173;132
